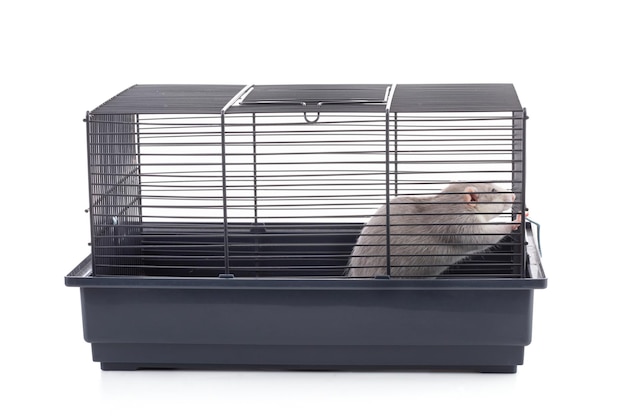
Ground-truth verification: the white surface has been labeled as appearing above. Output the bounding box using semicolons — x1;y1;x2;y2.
2;1;624;416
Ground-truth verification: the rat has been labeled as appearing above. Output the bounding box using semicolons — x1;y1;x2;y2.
347;182;521;279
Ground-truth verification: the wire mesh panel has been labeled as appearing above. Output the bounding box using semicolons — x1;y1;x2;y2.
217;110;390;277
87;113;141;276
86;84;527;279
348;111;525;278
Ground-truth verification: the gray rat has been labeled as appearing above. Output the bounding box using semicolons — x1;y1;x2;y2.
347;182;521;279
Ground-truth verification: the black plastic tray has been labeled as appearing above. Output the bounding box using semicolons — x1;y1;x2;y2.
66;224;546;373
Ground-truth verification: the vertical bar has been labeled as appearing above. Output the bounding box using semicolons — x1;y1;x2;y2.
251;112;260;277
219;85;253;277
112;114;120;275
134;114;143;225
519;108;528;275
383;84;397;278
220;110;230;275
85;111;97;272
131;113;143;276
384;110;392;276
252;113;258;224
512;108;527;277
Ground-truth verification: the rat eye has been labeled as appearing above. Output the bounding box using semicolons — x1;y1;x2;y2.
491;188;497;193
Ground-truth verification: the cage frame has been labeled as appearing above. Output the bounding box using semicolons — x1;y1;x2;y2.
66;83;546;372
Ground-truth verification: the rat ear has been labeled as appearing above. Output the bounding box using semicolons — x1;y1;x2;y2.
463;186;479;207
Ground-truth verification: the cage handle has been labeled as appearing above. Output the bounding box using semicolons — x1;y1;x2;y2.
302;102;321;123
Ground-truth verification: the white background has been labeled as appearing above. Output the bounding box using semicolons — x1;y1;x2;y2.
2;1;623;415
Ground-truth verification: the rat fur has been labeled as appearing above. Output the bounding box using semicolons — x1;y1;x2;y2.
347;182;520;279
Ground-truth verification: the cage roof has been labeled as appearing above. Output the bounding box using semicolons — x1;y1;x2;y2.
91;84;523;114
91;84;247;114
391;84;522;112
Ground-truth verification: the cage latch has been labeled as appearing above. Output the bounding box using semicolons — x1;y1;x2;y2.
302;102;321;123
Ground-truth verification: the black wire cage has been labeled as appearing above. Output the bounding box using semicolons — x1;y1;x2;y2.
66;84;546;372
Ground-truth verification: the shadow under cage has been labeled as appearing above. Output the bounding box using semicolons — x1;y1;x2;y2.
66;84;546;372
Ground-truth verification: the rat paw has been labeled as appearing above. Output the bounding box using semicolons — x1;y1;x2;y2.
511;213;523;231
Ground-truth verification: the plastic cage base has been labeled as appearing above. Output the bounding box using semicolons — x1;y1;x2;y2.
72;284;538;374
66;224;545;373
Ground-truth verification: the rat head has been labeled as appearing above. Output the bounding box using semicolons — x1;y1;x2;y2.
442;182;515;220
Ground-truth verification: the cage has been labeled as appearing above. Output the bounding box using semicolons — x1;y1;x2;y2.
65;84;546;372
